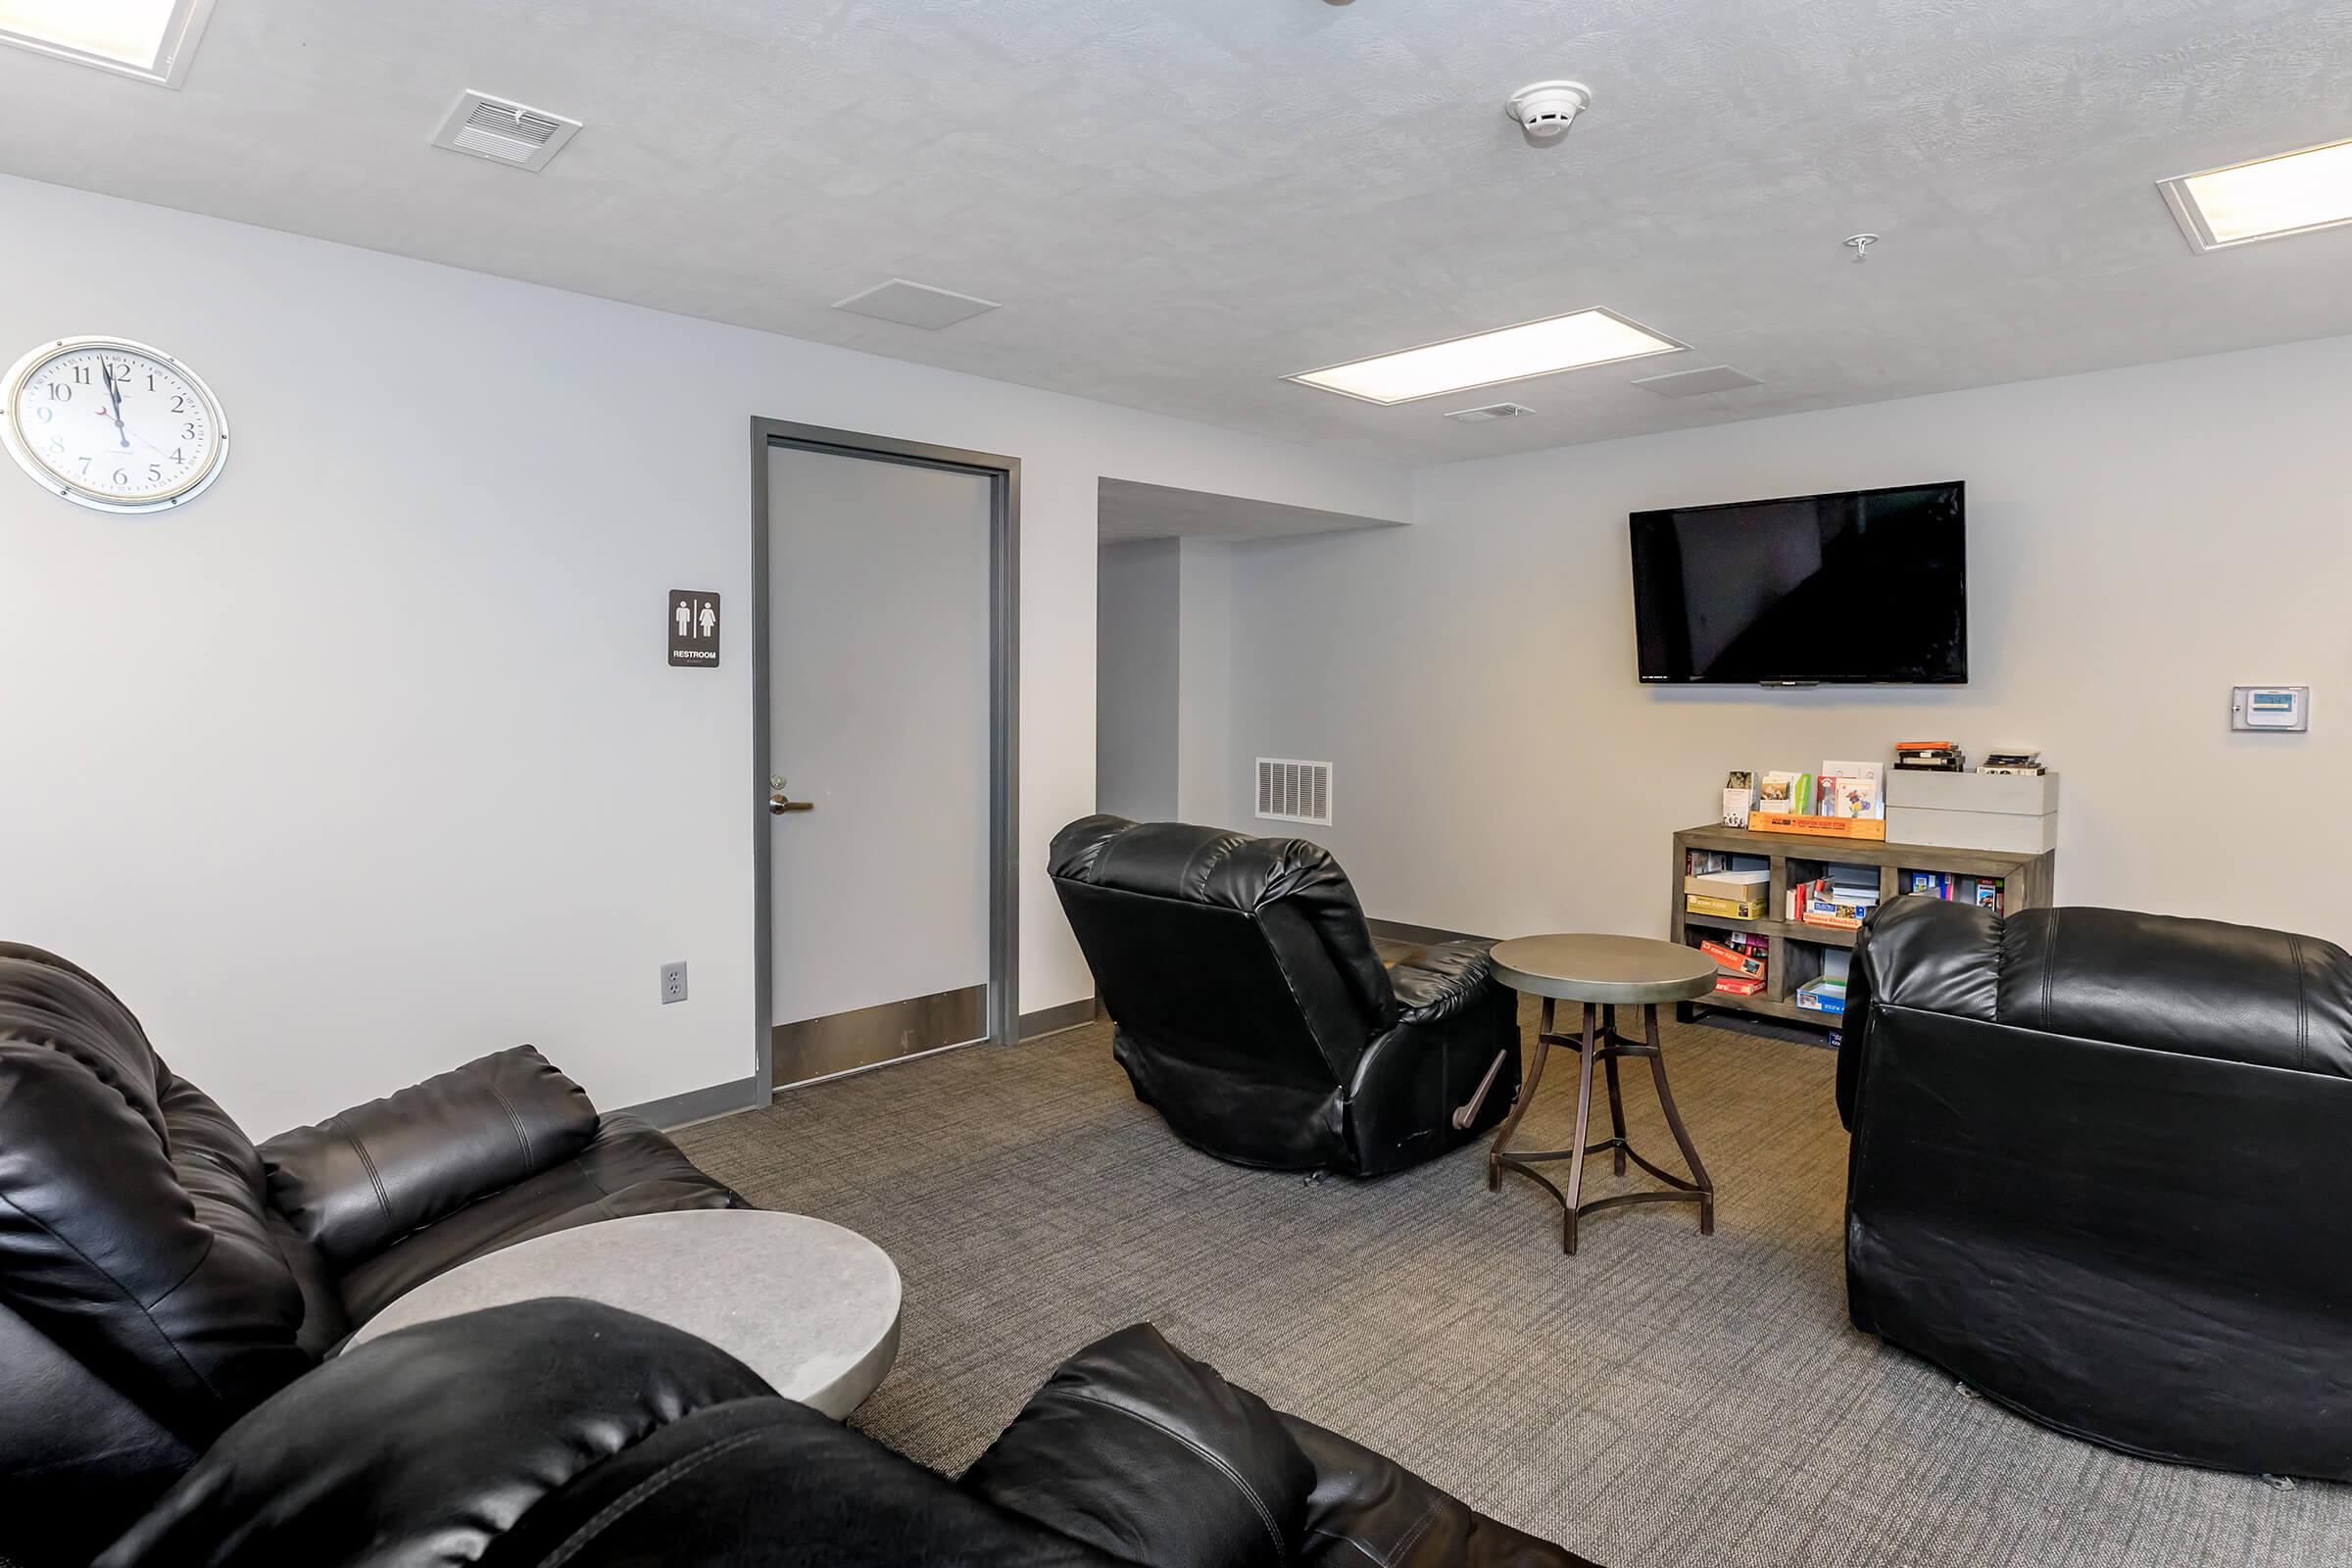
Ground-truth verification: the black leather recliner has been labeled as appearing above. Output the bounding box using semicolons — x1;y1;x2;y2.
99;1297;1598;1567
1838;899;2352;1480
1050;816;1519;1176
0;943;744;1568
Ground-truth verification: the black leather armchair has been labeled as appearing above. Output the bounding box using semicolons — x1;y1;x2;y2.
1050;816;1520;1176
0;943;743;1567
1838;899;2352;1480
99;1298;1597;1567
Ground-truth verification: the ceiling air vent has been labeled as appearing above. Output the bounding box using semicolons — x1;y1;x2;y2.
1445;402;1536;423
1255;759;1334;827
431;91;582;172
1630;365;1763;398
833;279;1003;330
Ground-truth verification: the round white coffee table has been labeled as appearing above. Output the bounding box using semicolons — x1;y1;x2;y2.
344;1209;901;1419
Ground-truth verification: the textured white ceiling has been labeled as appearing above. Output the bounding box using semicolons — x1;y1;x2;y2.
1098;477;1403;543
3;0;2350;463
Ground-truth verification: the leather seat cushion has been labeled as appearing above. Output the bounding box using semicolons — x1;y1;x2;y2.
960;1322;1317;1568
337;1113;742;1326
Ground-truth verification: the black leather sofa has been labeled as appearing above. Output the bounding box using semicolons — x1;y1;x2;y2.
1839;899;2352;1480
1050;816;1520;1176
0;943;743;1567
99;1297;1597;1567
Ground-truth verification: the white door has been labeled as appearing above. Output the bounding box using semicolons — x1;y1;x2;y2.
766;443;993;1086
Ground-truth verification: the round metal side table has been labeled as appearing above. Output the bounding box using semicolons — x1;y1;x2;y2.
1482;934;1720;1254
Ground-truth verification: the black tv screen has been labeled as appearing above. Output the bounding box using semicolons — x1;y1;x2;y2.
1630;481;1966;684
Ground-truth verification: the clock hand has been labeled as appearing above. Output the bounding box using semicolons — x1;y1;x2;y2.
99;362;130;449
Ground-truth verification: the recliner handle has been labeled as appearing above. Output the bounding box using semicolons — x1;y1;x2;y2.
1452;1049;1512;1131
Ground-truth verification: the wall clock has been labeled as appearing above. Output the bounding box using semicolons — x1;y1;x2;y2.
1;337;229;514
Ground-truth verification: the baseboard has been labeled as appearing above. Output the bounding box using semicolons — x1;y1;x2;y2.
1018;997;1098;1040
1367;917;1494;947
618;1074;761;1130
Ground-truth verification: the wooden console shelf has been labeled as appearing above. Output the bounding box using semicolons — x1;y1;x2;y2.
1670;822;2055;1032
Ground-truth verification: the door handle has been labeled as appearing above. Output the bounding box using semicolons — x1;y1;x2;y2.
768;775;813;815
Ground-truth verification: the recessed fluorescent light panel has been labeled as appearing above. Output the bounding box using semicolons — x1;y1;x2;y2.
0;0;215;86
2160;137;2352;252
1289;308;1683;405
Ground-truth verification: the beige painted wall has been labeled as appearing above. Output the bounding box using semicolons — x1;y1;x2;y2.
1211;332;2352;946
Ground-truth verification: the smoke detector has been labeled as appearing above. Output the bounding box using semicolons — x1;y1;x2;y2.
1506;80;1592;140
431;91;582;172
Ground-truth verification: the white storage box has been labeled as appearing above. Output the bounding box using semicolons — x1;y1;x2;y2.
1886;770;2059;854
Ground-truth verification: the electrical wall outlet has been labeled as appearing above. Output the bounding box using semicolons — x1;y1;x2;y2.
660;961;688;1004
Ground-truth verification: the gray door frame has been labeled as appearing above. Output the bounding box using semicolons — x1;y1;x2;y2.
749;417;1020;1096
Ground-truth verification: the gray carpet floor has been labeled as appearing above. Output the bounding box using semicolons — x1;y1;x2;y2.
675;1007;2350;1568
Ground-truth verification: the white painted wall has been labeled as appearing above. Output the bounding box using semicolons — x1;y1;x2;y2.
1093;535;1250;832
1174;538;1239;828
1214;333;2352;947
0;172;1408;1135
1094;539;1180;822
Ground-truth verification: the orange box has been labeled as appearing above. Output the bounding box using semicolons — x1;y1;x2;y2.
1747;812;1888;841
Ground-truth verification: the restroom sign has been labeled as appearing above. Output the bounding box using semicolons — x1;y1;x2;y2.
668;591;721;666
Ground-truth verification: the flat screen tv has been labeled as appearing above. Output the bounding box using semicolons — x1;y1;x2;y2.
1629;481;1966;685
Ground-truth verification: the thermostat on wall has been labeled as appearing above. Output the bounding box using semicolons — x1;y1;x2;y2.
2230;685;2309;732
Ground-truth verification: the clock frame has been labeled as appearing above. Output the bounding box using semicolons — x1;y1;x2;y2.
1;337;230;514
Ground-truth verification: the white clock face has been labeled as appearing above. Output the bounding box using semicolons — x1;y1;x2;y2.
2;338;229;514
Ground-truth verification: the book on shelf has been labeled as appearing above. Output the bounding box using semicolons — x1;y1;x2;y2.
1979;748;2044;775
1687;893;1766;920
1698;937;1766;980
1893;739;1963;772
1818;759;1886;819
1786;872;1877;927
1794;952;1851;1013
1793;977;1847;1014
1686;868;1770;902
1900;870;2004;914
1757;770;1801;814
1722;770;1755;828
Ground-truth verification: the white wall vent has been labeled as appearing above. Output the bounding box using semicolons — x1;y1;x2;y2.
1255;759;1334;827
1445;402;1536;422
431;91;583;172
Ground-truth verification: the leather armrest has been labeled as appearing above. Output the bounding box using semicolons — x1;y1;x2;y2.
260;1045;599;1268
1388;939;1497;1026
959;1322;1315;1568
96;1300;775;1568
1279;1412;1598;1568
